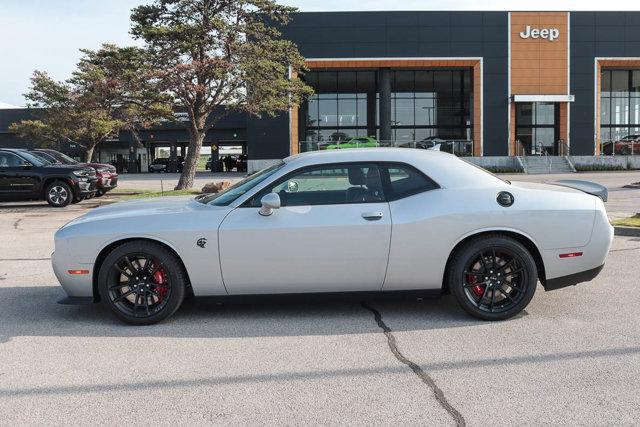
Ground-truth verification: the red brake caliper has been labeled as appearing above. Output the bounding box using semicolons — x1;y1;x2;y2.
466;274;485;297
153;267;169;300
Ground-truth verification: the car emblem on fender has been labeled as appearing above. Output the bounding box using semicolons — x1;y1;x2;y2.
197;238;207;248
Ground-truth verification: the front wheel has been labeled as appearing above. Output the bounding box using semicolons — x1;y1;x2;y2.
45;181;72;207
98;241;187;325
448;235;538;321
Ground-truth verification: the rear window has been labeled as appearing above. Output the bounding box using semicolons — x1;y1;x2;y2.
385;164;439;199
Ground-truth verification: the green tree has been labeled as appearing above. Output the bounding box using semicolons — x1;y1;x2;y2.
79;45;172;153
10;46;168;164
130;0;312;189
10;70;123;163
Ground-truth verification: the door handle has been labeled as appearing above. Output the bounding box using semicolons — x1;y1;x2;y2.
362;211;384;221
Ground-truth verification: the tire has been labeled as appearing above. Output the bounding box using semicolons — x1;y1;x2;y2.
448;234;537;321
98;241;187;325
45;181;73;208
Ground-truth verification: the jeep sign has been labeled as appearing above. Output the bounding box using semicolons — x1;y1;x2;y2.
519;25;560;41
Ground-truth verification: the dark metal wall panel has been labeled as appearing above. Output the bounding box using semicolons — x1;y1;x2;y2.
247;113;291;160
570;11;640;155
273;11;509;157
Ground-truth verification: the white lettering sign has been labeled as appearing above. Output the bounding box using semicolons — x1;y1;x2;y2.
520;25;559;41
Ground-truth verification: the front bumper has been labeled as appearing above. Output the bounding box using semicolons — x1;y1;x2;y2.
73;177;98;196
543;263;605;291
97;175;118;191
51;250;94;299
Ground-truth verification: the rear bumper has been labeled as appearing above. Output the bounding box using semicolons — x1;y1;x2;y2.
543;263;605;291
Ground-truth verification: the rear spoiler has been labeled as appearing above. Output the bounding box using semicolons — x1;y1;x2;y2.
549;179;608;202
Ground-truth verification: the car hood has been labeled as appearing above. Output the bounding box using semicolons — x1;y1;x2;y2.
43;164;92;172
63;196;224;227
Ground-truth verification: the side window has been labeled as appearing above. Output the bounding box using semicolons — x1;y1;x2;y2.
386;163;439;199
0;153;22;167
250;163;385;207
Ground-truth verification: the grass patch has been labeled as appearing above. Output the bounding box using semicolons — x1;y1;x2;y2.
611;214;640;228
197;154;209;171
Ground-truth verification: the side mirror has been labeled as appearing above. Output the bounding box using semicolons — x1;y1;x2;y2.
259;193;281;216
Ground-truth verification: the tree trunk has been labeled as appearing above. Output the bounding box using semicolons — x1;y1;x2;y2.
84;144;96;163
175;131;204;190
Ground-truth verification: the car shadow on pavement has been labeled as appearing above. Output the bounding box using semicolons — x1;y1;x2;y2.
0;285;491;339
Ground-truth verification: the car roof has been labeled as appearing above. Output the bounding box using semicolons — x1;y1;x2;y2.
284;148;505;189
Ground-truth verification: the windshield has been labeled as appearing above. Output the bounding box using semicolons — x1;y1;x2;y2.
198;162;285;206
47;150;78;164
17;151;48;166
30;151;59;164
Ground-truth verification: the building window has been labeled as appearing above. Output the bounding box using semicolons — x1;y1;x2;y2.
515;102;558;155
304;71;375;145
600;69;640;154
390;70;472;143
301;69;473;153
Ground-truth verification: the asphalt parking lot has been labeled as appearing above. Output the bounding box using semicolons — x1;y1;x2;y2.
0;172;639;424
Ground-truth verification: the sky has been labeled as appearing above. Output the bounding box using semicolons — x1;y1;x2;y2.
1;0;638;106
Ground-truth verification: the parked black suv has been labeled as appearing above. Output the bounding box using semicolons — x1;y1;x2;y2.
0;149;98;207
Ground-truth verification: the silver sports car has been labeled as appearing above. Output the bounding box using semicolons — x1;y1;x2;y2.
53;149;613;324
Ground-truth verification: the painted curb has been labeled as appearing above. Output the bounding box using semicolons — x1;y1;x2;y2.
614;226;640;237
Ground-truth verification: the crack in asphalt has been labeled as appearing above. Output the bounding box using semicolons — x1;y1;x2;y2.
361;302;466;427
610;246;640;253
13;218;22;230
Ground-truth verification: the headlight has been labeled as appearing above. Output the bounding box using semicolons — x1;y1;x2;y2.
72;170;88;177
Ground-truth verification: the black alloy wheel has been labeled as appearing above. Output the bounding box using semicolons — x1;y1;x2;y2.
45;181;72;207
98;241;186;325
449;235;537;320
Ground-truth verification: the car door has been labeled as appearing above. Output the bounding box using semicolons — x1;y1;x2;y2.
0;152;37;195
218;163;392;294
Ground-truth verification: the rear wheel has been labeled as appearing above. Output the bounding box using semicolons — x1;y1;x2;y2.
45;181;72;207
448;235;537;321
98;241;187;325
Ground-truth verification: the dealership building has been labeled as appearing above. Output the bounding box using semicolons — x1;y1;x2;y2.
2;11;640;172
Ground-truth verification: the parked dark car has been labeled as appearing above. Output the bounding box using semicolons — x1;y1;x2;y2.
0;149;98;207
205;156;214;171
148;157;184;173
29;148;118;197
148;157;169;173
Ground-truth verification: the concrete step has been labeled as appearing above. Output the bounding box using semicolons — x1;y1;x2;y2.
520;156;575;174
